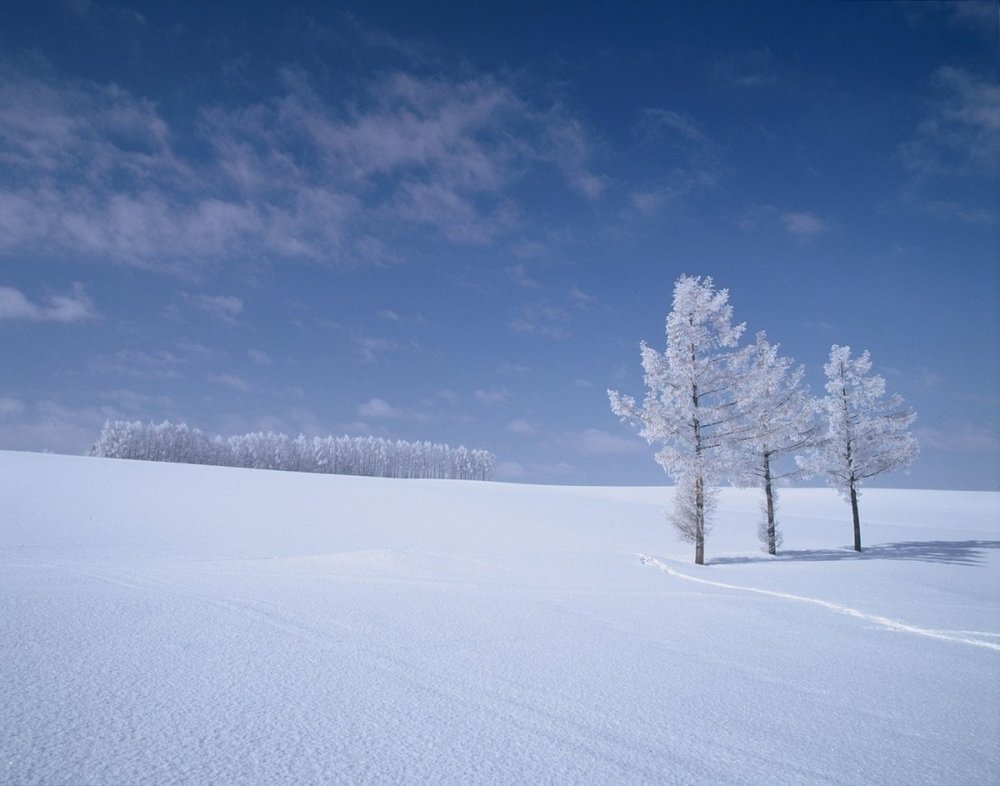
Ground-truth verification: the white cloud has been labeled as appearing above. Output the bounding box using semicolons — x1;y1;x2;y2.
946;0;996;30
496;363;530;376
354;335;398;364
474;389;509;405
507;301;572;340
0;399;119;454
806;320;839;334
781;211;830;238
0;283;98;322
631;190;668;216
357;396;434;423
0;397;26;415
0;62;603;270
507;418;538;436
208;373;251;391
495;460;526;479
247;349;272;365
900;66;1000;178
103;389;172;413
507;287;601;340
713;49;777;88
187;293;243;323
90;348;186;380
376;309;425;325
630;108;723;212
507;264;540;290
358;397;402;418
915;424;999;454
640;109;707;143
568;286;598;310
903;1;997;36
541;111;607;200
571;428;645;455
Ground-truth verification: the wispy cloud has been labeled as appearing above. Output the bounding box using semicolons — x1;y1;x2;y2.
900;66;1000;179
915;199;1000;224
736;203;834;238
507;301;572;340
568;286;599;311
714;48;778;88
507;264;540;290
89;341;212;379
915;423;999;454
0;396;26;415
354;335;398;364
208;373;251;392
357;397;431;422
569;428;646;455
507;418;538;436
474;389;509;405
0;60;603;271
507;285;601;341
186;293;244;323
639;109;708;144
631;190;668;216
0;283;98;322
781;211;830;238
102;388;173;413
628;108;722;214
945;0;997;31
901;1;997;37
358;397;400;418
65;0;148;28
0;398;121;454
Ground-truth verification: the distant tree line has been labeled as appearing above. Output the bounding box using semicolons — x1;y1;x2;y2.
610;275;918;563
91;420;496;481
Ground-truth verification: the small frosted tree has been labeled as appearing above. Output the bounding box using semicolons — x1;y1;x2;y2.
736;332;817;555
609;275;749;565
798;345;918;551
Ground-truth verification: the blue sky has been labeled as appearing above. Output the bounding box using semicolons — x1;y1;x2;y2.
1;0;997;490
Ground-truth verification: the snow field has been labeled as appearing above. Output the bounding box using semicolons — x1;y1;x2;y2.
1;450;997;784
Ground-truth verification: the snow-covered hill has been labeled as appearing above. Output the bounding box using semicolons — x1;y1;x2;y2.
1;450;997;784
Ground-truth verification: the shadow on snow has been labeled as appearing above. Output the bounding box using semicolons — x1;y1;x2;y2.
710;540;1000;567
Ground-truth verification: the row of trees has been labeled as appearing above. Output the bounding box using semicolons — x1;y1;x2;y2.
610;275;918;564
91;420;496;481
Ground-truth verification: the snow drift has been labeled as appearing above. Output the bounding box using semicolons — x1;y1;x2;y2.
1;450;997;785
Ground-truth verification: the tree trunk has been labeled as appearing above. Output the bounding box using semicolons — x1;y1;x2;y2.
850;483;862;552
694;473;705;565
763;454;776;556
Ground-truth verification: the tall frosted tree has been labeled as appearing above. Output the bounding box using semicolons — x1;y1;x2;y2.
799;345;918;551
609;275;749;565
736;332;817;555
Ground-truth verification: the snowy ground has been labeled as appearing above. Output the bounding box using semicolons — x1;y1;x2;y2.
1;450;998;785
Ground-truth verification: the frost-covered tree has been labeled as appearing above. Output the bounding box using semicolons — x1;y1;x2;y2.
91;420;496;481
609;275;750;565
798;345;918;551
736;332;817;555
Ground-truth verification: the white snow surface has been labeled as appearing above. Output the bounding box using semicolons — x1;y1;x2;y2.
1;450;998;785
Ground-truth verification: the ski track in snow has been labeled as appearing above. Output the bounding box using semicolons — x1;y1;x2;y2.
638;554;1000;653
